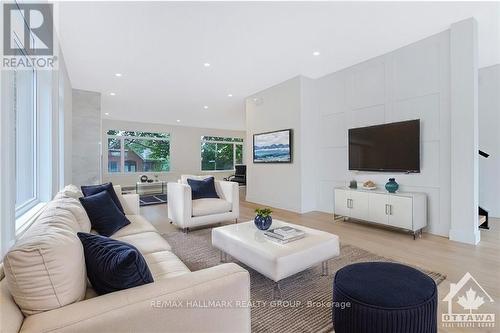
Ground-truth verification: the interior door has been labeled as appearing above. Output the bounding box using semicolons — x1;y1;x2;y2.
349;191;369;220
368;193;389;225
388;195;413;230
334;189;350;217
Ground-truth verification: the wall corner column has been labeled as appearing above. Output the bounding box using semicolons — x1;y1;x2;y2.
449;18;480;244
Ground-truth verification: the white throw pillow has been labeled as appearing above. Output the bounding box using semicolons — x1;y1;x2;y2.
4;221;87;316
57;184;84;199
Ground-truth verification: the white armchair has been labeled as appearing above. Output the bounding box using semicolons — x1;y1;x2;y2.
168;176;239;231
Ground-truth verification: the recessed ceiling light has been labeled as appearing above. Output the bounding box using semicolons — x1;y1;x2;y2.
203;63;211;67
104;112;110;116
252;98;258;102
203;105;209;110
313;51;321;56
176;119;180;123
109;92;116;96
115;73;122;77
227;94;233;97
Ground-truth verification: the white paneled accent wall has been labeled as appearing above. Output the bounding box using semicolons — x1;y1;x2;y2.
479;64;500;218
315;30;452;236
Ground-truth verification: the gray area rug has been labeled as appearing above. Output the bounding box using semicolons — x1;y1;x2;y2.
163;228;446;333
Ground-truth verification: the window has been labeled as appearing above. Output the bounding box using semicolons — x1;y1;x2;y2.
107;138;121;172
13;48;38;217
106;130;170;173
201;136;244;171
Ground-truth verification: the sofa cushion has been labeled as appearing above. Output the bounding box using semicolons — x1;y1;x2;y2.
192;198;232;217
77;233;154;295
81;182;124;214
111;215;157;238
49;196;91;233
113;231;172;254
0;279;24;333
143;250;190;280
79;190;131;237
188;177;220;200
3;223;86;316
27;204;82;234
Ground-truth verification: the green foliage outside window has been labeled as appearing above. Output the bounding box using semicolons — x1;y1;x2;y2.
107;130;170;173
201;137;244;171
235;144;243;164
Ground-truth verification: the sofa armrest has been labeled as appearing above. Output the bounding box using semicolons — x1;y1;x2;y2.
167;182;192;227
20;263;251;333
217;181;239;218
121;193;140;215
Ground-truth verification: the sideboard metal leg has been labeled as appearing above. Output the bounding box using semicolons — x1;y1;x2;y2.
272;282;282;300
321;261;329;276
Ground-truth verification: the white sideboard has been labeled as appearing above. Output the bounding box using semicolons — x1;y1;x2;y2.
334;187;427;238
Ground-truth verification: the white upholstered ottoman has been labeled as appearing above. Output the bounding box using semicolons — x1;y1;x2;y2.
212;220;339;296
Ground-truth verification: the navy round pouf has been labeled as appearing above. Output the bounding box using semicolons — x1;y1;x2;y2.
332;262;437;333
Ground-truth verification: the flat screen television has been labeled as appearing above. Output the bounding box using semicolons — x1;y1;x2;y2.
348;120;420;173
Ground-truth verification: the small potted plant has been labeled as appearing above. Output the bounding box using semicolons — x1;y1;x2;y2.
254;208;273;230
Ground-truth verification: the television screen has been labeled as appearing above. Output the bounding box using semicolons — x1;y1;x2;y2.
253;129;292;163
348;120;420;173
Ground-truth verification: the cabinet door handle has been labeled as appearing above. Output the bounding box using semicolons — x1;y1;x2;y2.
350;199;353;208
385;204;389;215
389;204;393;215
346;199;350;208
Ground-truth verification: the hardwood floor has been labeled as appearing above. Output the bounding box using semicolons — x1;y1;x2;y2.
142;200;500;333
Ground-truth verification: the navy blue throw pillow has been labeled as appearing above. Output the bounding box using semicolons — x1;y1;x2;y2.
81;182;124;214
79;190;130;236
187;177;220;200
77;232;154;295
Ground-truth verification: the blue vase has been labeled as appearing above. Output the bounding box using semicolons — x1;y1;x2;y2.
254;215;272;230
385;178;399;193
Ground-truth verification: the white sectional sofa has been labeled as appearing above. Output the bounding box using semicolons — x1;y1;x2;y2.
0;185;251;333
168;176;239;231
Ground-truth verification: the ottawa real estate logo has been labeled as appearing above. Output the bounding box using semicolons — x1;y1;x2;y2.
442;272;495;329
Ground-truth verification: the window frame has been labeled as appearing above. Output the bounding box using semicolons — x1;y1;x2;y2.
200;136;244;172
13;35;39;219
106;130;171;174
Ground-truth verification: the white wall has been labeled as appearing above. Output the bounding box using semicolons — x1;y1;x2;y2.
72;89;101;187
245;76;318;213
300;77;319;212
246;19;481;243
101;119;245;187
60;53;73;186
315;30;452;237
246;77;302;212
479;64;500;218
449;18;480;245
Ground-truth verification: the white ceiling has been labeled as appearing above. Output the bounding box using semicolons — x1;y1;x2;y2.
58;2;500;130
